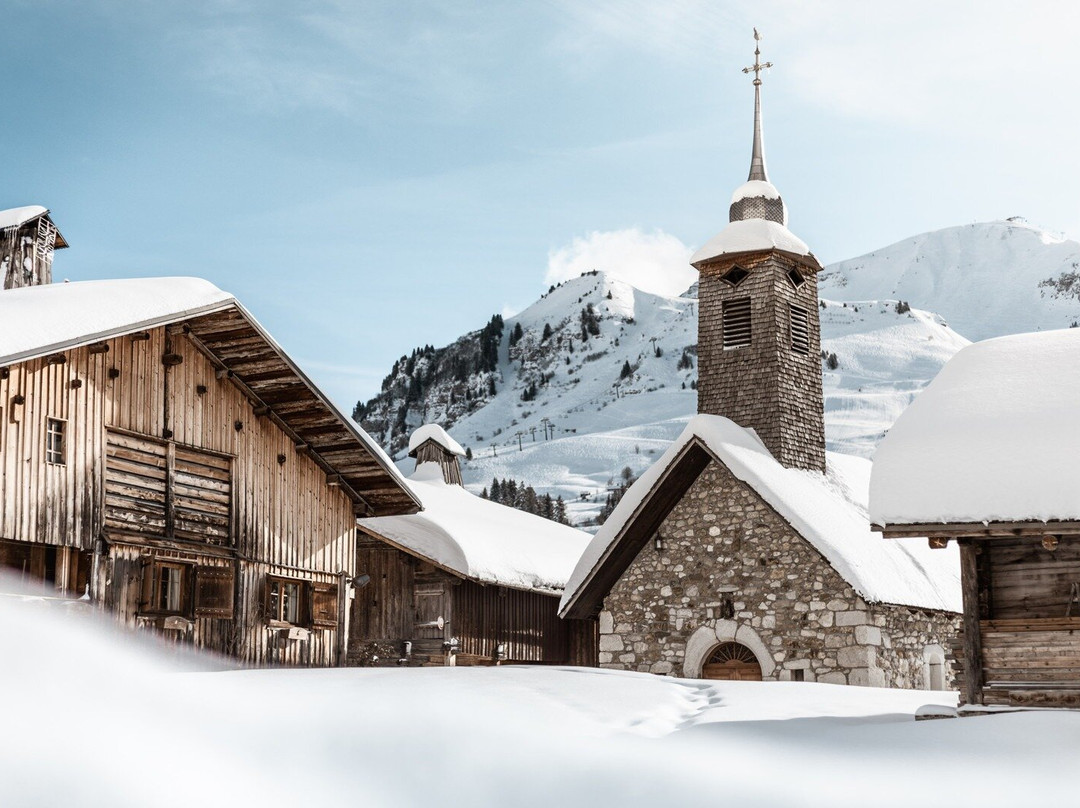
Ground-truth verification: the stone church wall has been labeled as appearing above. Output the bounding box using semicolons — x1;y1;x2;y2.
598;462;959;688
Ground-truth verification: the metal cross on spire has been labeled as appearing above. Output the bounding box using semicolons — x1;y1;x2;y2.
742;28;772;182
742;28;773;86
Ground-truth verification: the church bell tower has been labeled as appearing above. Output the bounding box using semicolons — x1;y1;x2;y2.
691;30;826;472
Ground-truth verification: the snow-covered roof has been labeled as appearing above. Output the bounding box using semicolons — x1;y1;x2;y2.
408;423;465;457
0;276;421;516
358;463;592;594
730;180;780;204
0;205;48;230
690;219;812;266
0;277;235;365
870;329;1080;526
560;414;961;617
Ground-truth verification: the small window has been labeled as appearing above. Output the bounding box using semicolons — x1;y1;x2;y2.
157;563;186;612
46;418;66;465
722;298;752;349
792;668;805;682
721;266;749;287
140;559;193;617
790;305;810;355
267;576;305;625
787;267;805;288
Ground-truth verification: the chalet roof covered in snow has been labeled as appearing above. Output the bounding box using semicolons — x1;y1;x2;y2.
560;414;961;618
358;463;592;594
0;205;48;231
690;219;812;267
0;205;68;248
870;329;1080;527
408;423;465;457
0;277;420;516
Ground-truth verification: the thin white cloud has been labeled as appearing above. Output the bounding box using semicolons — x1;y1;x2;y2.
545;228;696;298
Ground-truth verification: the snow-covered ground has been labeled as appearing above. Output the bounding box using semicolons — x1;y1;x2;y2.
5;591;1079;807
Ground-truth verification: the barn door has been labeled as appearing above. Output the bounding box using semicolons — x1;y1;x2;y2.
414;584;448;642
702;642;763;681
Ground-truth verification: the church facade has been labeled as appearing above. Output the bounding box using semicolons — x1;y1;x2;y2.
559;34;961;688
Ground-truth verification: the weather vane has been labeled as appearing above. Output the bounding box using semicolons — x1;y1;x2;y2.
742;28;772;86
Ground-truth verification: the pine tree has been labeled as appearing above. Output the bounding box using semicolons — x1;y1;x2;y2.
542;322;553;341
620;360;633;380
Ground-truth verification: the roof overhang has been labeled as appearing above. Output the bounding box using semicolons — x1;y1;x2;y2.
874;520;1080;540
1;301;421;517
691;247;822;273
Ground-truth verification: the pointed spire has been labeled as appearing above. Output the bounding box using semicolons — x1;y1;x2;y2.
742;28;773;182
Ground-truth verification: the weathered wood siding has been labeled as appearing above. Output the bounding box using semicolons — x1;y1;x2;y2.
350;537;581;666
0;326;356;666
411;440;462;485
953;536;1080;707
454;581;567;663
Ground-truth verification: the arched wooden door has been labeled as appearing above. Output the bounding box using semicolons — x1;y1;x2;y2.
701;642;763;681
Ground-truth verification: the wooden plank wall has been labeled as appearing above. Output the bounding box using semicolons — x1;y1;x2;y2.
0;326;356;666
353;542;416;643
963;537;1080;707
453;581;569;663
988;537;1080;619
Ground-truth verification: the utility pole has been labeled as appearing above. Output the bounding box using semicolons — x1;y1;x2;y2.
515;431;524;451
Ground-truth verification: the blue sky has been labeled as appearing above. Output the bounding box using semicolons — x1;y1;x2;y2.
4;1;1080;409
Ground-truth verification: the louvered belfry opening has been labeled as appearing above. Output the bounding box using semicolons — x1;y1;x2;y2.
790;304;810;355
722;297;752;349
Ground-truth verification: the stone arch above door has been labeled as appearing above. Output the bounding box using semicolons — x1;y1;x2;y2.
683;620;776;679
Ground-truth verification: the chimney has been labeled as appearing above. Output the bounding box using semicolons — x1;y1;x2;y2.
408;424;466;485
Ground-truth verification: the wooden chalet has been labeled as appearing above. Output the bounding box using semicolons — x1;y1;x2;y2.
352;425;596;667
871;330;1080;708
0;275;419;666
1;206;67;290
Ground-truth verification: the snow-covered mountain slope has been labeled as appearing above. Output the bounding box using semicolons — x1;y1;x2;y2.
819;218;1080;341
357;270;967;527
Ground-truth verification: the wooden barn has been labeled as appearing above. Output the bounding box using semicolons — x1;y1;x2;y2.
1;205;67;290
351;424;596;666
0;275;420;666
871;330;1080;708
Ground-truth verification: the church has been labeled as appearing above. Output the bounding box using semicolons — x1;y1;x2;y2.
559;34;961;688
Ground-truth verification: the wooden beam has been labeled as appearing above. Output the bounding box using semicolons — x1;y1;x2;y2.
959;540;986;706
876;521;1080;539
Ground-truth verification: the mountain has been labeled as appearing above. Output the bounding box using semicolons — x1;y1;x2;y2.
819;218;1080;340
356;268;969;527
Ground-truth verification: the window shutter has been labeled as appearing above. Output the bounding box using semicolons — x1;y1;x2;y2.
722;298;752;349
790;304;810;355
194;565;235;620
310;581;339;630
138;556;154;612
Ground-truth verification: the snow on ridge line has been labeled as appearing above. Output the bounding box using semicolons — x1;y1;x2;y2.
359;469;591;593
561;414;961;616
0;277;236;364
0;205;48;231
871;328;1080;526
408;424;465;457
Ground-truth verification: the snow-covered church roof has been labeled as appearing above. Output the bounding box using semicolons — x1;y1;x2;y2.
358;464;592;594
870;329;1080;527
690;219;810;266
560;415;961;617
408;423;465;457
